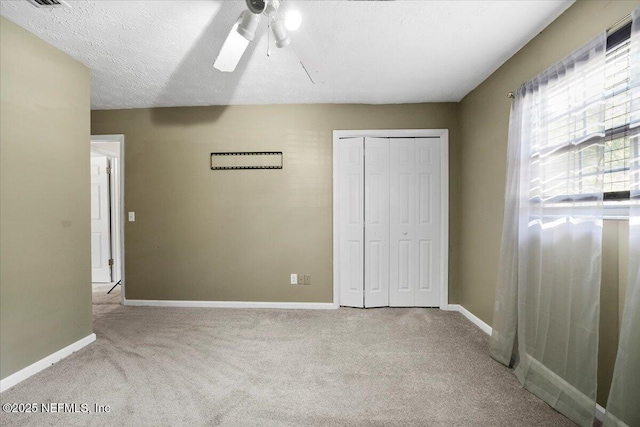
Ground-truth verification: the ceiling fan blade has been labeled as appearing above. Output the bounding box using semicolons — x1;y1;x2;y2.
289;26;325;84
272;7;324;84
214;10;262;73
213;23;250;72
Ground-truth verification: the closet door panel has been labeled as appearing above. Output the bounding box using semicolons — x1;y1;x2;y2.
339;137;364;307
415;138;441;307
364;137;390;308
389;139;416;307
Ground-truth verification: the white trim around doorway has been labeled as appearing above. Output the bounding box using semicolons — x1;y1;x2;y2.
332;129;449;309
91;134;126;305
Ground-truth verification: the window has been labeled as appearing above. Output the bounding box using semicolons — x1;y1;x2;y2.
531;21;636;212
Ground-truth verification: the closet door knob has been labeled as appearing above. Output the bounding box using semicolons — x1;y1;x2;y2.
402;231;408;235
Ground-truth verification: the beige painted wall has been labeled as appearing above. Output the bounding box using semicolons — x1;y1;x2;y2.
91;104;460;303
458;0;639;407
600;220;629;406
617;220;629;327
458;0;638;325
0;17;92;380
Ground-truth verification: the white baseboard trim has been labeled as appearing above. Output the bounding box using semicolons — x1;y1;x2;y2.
0;333;96;393
124;299;339;310
521;354;606;424
446;304;493;335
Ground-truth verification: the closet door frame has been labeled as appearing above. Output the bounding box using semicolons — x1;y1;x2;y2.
332;129;449;309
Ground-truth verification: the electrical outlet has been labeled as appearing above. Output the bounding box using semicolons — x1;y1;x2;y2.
297;274;304;285
303;274;311;285
290;274;298;285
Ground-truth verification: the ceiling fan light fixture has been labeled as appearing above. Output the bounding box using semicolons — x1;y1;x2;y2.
270;17;291;48
236;10;261;41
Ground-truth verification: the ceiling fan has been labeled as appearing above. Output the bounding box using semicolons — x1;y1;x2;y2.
213;0;323;83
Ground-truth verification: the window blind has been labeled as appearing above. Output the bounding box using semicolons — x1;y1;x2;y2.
604;22;637;198
526;39;606;205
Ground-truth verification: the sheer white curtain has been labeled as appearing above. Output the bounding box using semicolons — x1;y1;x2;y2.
604;9;640;427
490;34;607;427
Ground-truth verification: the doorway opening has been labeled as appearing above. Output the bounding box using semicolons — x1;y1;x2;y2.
332;129;449;309
90;135;125;314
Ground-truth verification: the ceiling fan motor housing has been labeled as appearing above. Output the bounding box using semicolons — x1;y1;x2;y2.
246;0;266;14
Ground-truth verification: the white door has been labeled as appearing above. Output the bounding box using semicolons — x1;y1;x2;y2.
389;139;416;306
336;134;445;308
338;137;364;307
414;138;441;306
364;137;390;307
91;156;112;283
389;138;441;307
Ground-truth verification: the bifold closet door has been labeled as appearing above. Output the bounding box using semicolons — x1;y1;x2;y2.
364;137;390;308
338;136;442;308
338;137;364;308
389;138;441;307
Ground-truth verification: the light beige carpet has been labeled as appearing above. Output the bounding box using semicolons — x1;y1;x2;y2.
92;283;121;319
0;302;575;426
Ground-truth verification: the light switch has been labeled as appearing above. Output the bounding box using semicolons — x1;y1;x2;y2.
290;274;297;285
128;212;135;222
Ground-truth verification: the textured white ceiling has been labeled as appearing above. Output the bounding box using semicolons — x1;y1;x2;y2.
1;0;574;109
